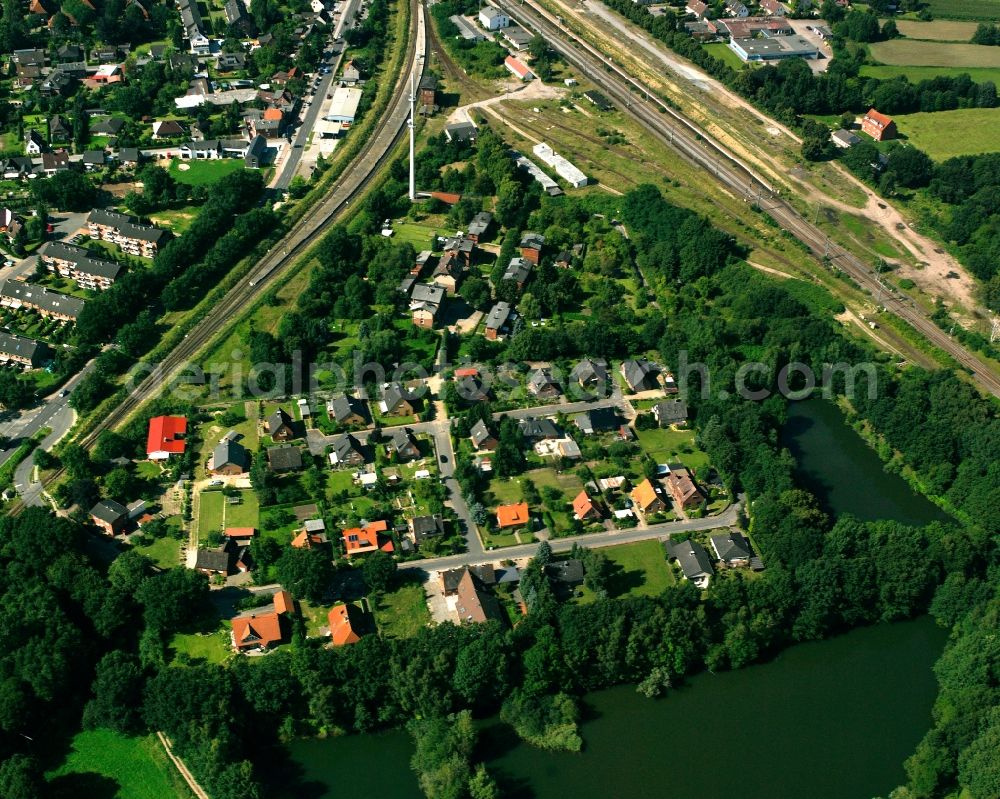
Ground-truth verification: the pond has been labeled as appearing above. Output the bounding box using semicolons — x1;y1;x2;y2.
781;399;950;525
289;617;945;799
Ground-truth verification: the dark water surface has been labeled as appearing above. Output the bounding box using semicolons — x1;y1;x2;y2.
290;618;945;799
782;399;950;524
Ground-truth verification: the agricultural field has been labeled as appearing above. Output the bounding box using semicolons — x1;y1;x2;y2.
859;64;1000;85
46;729;192;799
868;39;1000;68
924;0;1000;20
892;108;1000;160
894;19;979;40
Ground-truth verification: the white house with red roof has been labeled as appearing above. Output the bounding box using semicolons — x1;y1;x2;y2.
146;415;188;460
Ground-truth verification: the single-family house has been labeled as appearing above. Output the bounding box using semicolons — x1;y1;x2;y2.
379;382;417;416
484;301;512;340
528;367;561;399
669;540;713;588
291;519;329;549
267;445;303;473
572;358;608;390
502;256;532;290
831;129;861;149
328;603;364;645
572;490;601;521
686;0;708;17
231;590;295;651
342;519;393;557
146;415;187;460
466;210;493;243
267;408;296;440
209;439;250;475
574;406;620;435
386;428;420;462
411;282;445;327
652;399;688;428
631;478;667;515
195;547;233;575
519;231;545;264
40;151;70;175
407;514;445;545
479;4;509;29
82;150;107;171
666;466;705;510
470;419;498;451
455;567;506;625
327;394;368;426
518;417;560;440
497;502;531;529
328;434;366;467
25;129;46;156
545;559;585;586
152;119;186;139
710;531;754;567
90;499;128;535
862;108;896;141
620;358;659;392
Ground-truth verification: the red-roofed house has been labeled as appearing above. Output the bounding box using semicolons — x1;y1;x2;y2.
230;589;295;652
328;603;363;646
862;108;896;141
496;502;530;529
572;490;601;522
504;56;534;82
224;527;256;545
146;415;187;460
342;519;394;557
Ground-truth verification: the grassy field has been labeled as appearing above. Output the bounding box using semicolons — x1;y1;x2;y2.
375;582;430;638
703;42;748;71
925;0;1000;20
168;158;246;186
392;218;444;252
868;39;1000;68
576;540;674;602
133;535;182;569
169;626;232;664
488;468;584;506
197;490;225;537
892;108;1000;159
148;206;201;235
225;490;260;528
860;63;1000;84
46;729;191;799
895;19;979;40
635;427;709;470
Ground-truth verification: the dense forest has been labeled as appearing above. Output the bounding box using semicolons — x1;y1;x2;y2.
3;182;997;798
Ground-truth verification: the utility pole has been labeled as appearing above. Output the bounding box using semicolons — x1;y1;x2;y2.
408;71;416;202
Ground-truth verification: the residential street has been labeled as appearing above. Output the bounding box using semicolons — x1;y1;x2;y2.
14;402;74;508
399;499;742;575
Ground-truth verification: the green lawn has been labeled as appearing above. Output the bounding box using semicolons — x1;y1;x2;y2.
576;540;674;603
392;218;444;252
703;42;747;71
868;39;1000;68
148;206;201;235
225;490;260;528
488;468;584;506
197;490;225;537
133;535;181;569
925;0;1000;20
168;158;246;186
46;729;192;799
169;625;232;665
635;427;709;470
891;108;1000;160
375;582;430;638
327;469;360;497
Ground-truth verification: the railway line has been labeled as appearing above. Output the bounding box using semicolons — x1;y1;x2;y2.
495;0;1000;399
9;0;428;515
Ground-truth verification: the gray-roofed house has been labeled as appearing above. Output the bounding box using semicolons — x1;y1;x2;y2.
328;433;367;467
527;367;561;399
217;52;247;72
441;564;496;594
152;119;186;139
444;121;478;142
407;514;444;545
410;282;445;327
386;428;420;462
466;211;493;243
49;115;71;142
469;419;497;451
326;394;368;426
831;129;861;149
267;408;295;440
267;445;304;473
379;382;417;416
573;406;620;435
572;357;608;389
710;531;755;568
244;135;268;169
484;301;512;340
502;257;532;290
117;147;141;167
195;547;233;575
25;129;46;156
225;0;253;33
209;439;250;475
82;150;107;171
545;559;585;585
519;231;545;264
620;358;659;392
652;399;688;428
518;417;560;440
669;540;714;588
90;499;128;535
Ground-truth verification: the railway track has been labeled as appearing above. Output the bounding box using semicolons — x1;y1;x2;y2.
496;0;1000;399
9;0;428;516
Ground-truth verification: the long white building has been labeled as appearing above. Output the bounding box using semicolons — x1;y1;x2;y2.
532;142;588;188
323;87;363;127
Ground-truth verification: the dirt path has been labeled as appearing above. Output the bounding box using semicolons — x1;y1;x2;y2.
157;732;210;799
446;78;567;125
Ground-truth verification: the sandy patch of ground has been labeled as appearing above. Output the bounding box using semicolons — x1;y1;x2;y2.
176;162;190;171
446;78;567;125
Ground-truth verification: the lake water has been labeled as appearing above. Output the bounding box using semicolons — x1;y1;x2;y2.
289;617;945;799
781;400;950;524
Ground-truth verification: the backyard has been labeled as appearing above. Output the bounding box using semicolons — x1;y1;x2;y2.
46;729;191;799
168;158;247;186
374;580;431;638
574;540;675;603
635;427;709;471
